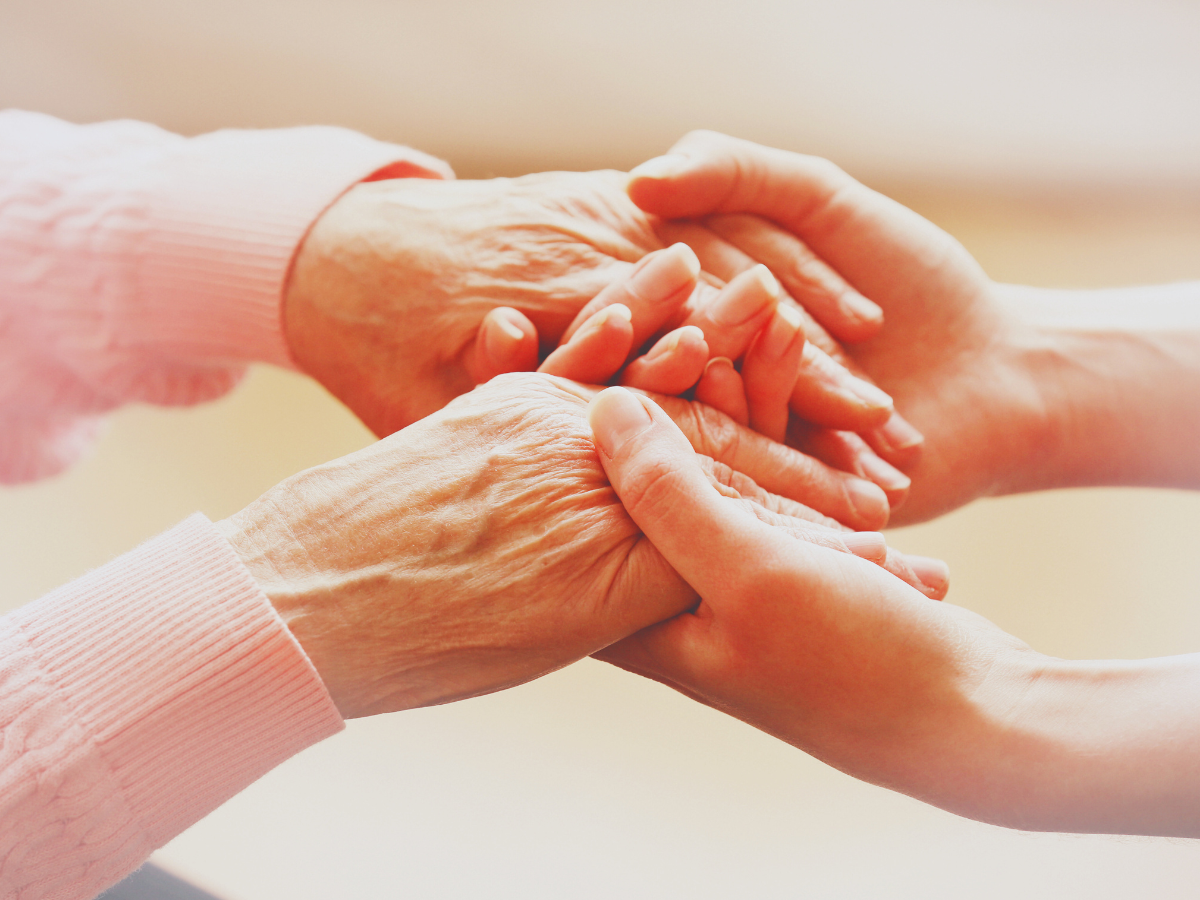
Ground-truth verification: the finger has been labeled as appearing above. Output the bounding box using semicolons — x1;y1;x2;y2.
693;357;749;426
465;307;539;383
539;303;633;383
789;343;894;431
619;326;708;395
663;218;856;369
627;130;857;229
875;545;950;600
741;304;806;443
735;493;881;559
587;387;778;600
676;264;780;361
650;393;890;531
742;497;944;599
787;423;912;510
628;130;967;308
905;555;950;600
729;486;932;598
697;455;840;528
705;213;883;343
561;243;700;350
862;412;926;468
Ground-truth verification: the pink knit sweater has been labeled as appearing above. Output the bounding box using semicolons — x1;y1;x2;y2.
0;110;452;899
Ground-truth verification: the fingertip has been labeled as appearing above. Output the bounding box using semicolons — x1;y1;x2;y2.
874;412;925;454
841;531;887;564
907;555;950;600
856;447;911;507
695;357;749;426
626;154;708;216
668;242;701;279
750;264;780;299
629;154;693;182
844;476;890;531
588;386;656;459
848;376;894;415
477;307;537;379
606;302;634;324
843;291;885;334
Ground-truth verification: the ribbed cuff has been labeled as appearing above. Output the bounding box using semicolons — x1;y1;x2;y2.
13;513;344;847
137;126;454;369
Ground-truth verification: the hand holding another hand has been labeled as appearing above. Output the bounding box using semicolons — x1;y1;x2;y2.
627;131;1053;523
221;241;944;721
590;386;1200;838
283;167;899;456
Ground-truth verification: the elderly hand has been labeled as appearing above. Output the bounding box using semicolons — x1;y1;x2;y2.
216;369;906;720
627;131;1052;523
590;386;1200;837
283;169;896;440
284;170;658;436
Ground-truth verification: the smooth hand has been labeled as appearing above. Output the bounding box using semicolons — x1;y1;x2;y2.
589;388;1200;837
628;131;1052;523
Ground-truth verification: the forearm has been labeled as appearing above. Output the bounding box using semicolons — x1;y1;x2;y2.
0;110;448;482
964;651;1200;836
0;515;342;899
996;281;1200;493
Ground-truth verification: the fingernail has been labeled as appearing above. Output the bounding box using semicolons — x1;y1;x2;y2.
631;245;700;303
842;531;886;561
710;265;778;326
704;356;736;375
484;309;527;363
629;154;691;181
494;316;525;343
848;376;893;411
907;555;950;598
755;303;804;360
751;264;780;298
845;477;889;527
843;291;883;325
858;450;910;492
645;325;704;361
574;303;632;343
604;303;633;323
588;387;655;457
669;242;701;278
875;413;924;453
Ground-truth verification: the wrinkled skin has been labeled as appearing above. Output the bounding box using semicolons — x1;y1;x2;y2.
219;373;876;719
285;171;664;436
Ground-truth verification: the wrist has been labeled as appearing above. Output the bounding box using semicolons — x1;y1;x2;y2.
997;281;1200;491
215;492;362;718
964;653;1200;836
282;178;457;435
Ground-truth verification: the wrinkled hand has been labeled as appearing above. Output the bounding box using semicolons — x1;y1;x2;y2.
535;263;942;593
628;131;1050;523
216;369;903;720
284;168;897;443
284;170;661;436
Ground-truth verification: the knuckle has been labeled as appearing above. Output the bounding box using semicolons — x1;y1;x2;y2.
693;404;743;463
619;454;692;517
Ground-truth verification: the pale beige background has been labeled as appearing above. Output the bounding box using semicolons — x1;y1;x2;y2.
3;2;1200;897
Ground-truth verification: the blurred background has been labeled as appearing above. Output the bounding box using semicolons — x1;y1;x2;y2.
3;0;1200;897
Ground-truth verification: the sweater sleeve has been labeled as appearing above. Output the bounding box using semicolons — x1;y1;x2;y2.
0;110;454;484
0;514;345;900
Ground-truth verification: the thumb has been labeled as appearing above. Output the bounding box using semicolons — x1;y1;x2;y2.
627;130;846;231
587;387;769;599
